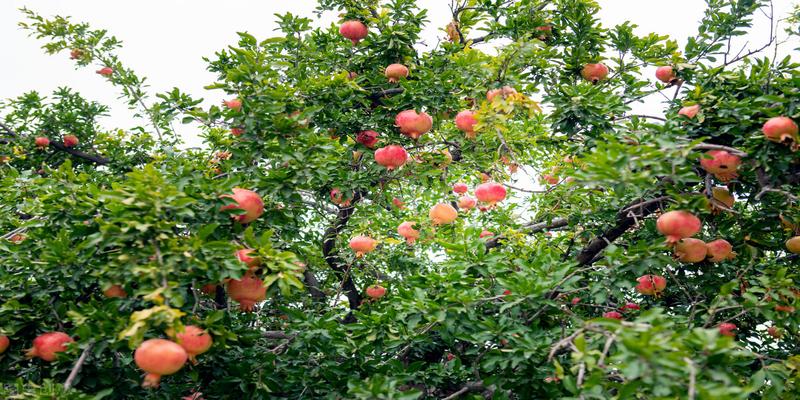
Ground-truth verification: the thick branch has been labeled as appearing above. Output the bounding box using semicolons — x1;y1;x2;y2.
322;194;364;311
485;217;569;249
442;381;484;400
49;142;110;165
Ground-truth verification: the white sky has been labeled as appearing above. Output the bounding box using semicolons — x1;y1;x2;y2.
0;0;796;146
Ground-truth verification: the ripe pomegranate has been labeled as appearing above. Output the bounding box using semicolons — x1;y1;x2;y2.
96;67;114;76
231;127;244;136
706;239;735;262
356;130;379;148
395;110;433;139
223;99;242;112
220;188;264;224
475;182;507;205
581;63;608;83
718;323;736;337
384;64;409;83
429;203;458;225
392;197;405;209
710;186;735;212
366;285;386;300
603;311;623;320
502;289;512;296
678;104;700;119
0;335;9;354
175;325;213;363
571;297;581;305
699;150;741;182
541;174;559;185
397;221;420;244
227;274;267;312
486;86;517;102
453;183;468;194
236;248;260;271
63;135;79;148
674;238;707;263
768;326;782;339
374;145;408;170
620;302;640;311
479;230;494;238
445;352;456;361
458;196;476;210
656;211;702;244
349;235;377;257
69;48;82;59
455;111;478;139
762;116;799;150
134;338;188;388
103;284;127;298
786;236;800;254
339;20;368;45
655;66;677;83
330;188;352;207
25;332;73;362
635;275;666;296
34;137;50;148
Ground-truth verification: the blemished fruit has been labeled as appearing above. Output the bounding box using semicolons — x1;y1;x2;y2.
219;188;264;224
453;183;468;194
175;325;213;363
486;86;517;102
0;335;9;354
718;323;737;337
635;275;666;296
223;99;242;111
786;236;800;254
603;311;623;320
96;67;113;76
656;211;702;244
349;235;377;257
356;130;379;148
397;221;420;244
655;66;677;83
227;274;267;312
475;182;507;205
384;64;409;83
63;135;79;148
25;332;74;362
103;284;127;298
34;137;50;148
700;150;741;182
134;338;188;388
455;111;478;139
236;248;260;271
231;127;244;136
339;20;368;45
366;285;387;299
581;63;609;83
706;239;736;262
479;230;494;238
429;203;458;225
458;196;476;210
395;110;433;139
678;104;700;119
674;238;707;263
374;145;408;170
762;116;799;149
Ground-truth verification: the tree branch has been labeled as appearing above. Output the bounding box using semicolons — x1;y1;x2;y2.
322;193;364;311
485;217;569;249
64;341;94;390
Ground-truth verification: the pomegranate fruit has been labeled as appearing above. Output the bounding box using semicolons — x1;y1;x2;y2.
429;203;458;225
395;110;433;139
96;67;113;76
384;64;409;83
236;248;260;271
0;335;9;354
103;284;127;298
392;197;405;209
201;284;217;295
223;99;242;112
581;63;608;83
486;86;517;102
503;289;512;296
768;326;782;339
699;150;741;182
620;302;640;311
603;311;623;320
356;130;379;148
453;183;468;194
63;135;79;148
655;66;677;83
397;221;420;244
231;127;244;136
786;236;800;254
455;110;478;139
635;275;666;296
25;332;73;362
134;338;188;388
706;239;735;262
374;145;408;170
656;210;701;244
175;325;213;363
339;20;368;45
227;274;267;312
762;116;799;150
718;323;736;337
674;238;707;263
479;230;494;238
34;137;50;148
219;188;264;224
349;235;377;257
366;284;386;300
541;174;559;185
678;104;700;119
458;195;476;210
475;182;507;205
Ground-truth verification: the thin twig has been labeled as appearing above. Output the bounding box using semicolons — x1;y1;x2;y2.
64;341;94;390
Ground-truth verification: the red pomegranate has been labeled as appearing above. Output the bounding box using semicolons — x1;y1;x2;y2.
384;64;409;83
486;86;517;102
479;230;494;238
395;110;433;139
34;137;50;148
786;236;800;254
219;188;264;224
63;135;79;148
603;311;623;320
392;197;405;209
223;99;242;112
397;221;420;245
635;275;666;296
330;188;352;207
655;66;677;83
475;182;507;205
706;239;735;262
762;116;799;150
453;183;468;194
678;104;700;119
339;20;368;45
581;63;608;83
571;297;581;305
620;302;640;311
69;48;82;59
349;235;377;257
236;248;260;271
656;211;701;244
134;338;188;388
502;289;512;296
429;203;458;225
366;285;386;300
231;127;244;136
700;150;741;182
356;130;379;148
374;145;408;170
175;325;213;363
458;195;476;210
96;67;113;76
0;335;9;354
455;110;478;139
768;326;782;339
103;284;127;298
718;323;736;337
674;238;707;263
25;332;73;362
227;274;267;312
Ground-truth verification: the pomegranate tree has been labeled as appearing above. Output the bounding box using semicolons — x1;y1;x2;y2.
635;275;667;296
134;338;188;388
374;145;408;170
397;221;420;244
674;238;707;263
25;331;73;362
349;235;377;257
395;110;433;139
339;20;368;45
429;203;458;225
175;325;213;363
384;64;409;83
656;210;701;244
699;150;741;182
580;63;608;83
227;274;267;311
219;188;264;223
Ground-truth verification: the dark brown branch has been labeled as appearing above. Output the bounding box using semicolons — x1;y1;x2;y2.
442;381;484;400
263;331;292;340
322;192;364;311
49;142;110;165
692;143;747;157
368;88;404;101
303;269;326;301
485;217;569;249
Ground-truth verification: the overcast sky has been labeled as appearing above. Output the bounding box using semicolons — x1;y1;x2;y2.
1;0;796;146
